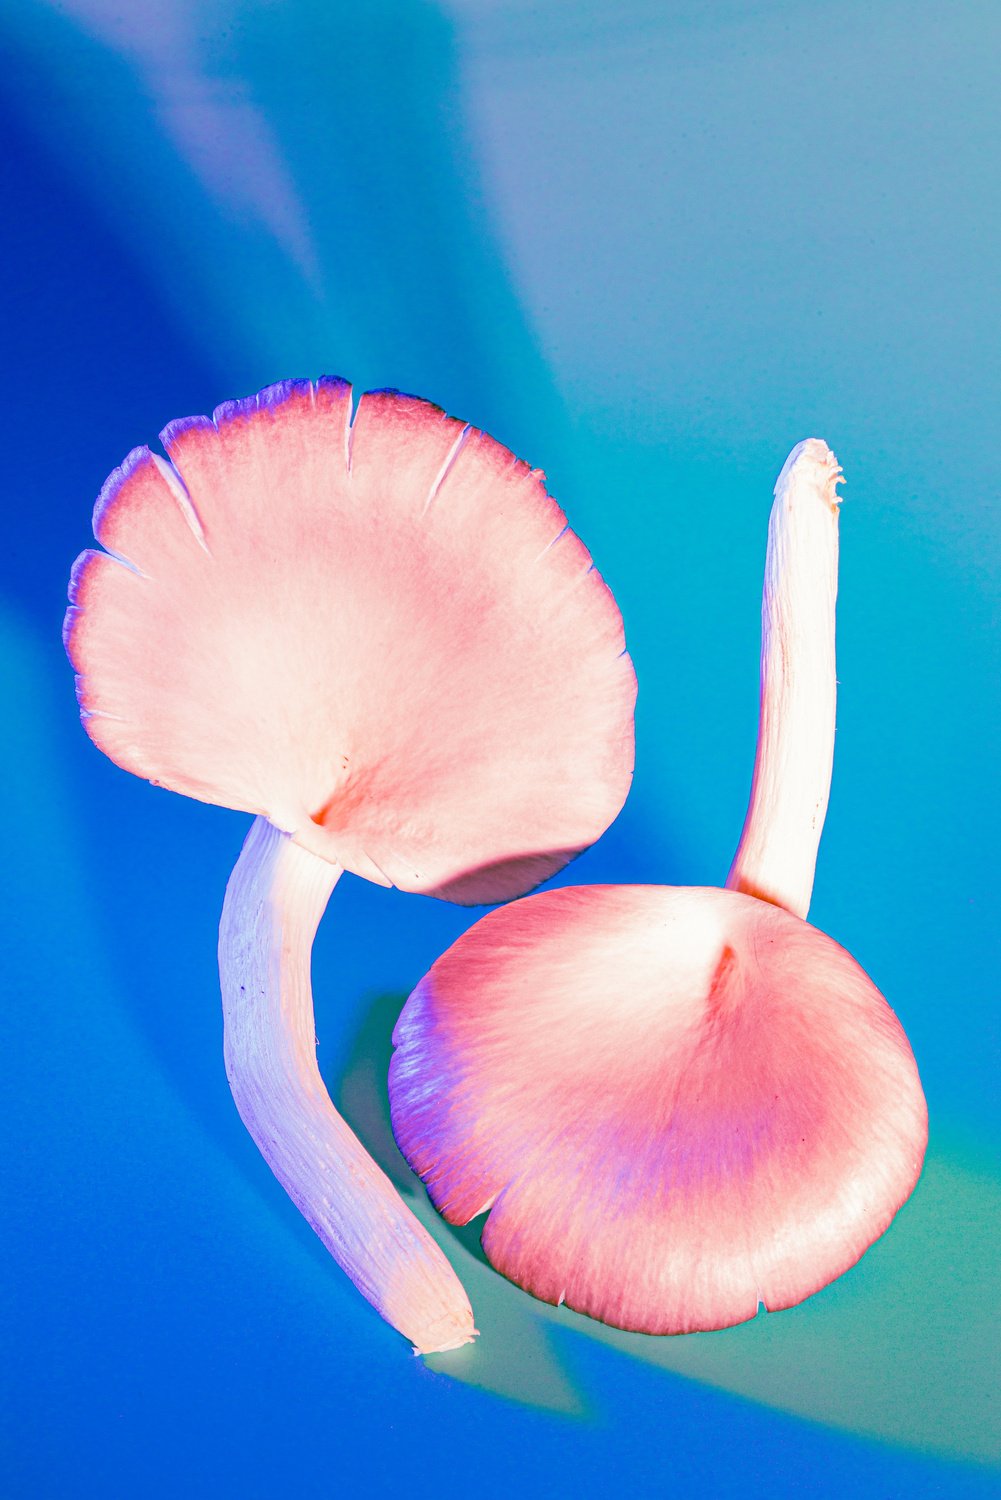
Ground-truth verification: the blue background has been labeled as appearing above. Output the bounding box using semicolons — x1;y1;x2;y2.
1;2;998;1495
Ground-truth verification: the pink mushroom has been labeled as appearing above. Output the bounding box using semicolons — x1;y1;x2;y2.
389;440;928;1335
64;377;635;1351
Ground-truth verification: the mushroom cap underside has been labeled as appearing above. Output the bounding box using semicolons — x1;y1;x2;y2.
389;884;928;1334
65;379;636;902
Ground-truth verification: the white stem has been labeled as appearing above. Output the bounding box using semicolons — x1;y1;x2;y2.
725;439;842;920
219;814;476;1353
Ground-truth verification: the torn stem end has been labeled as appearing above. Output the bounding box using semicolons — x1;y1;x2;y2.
726;439;842;920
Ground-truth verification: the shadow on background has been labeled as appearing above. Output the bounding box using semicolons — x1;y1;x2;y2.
339;988;586;1415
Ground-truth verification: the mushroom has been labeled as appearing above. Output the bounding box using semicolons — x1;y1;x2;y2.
64;377;636;1352
389;439;928;1335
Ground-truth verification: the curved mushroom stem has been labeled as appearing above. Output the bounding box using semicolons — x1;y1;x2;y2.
219;814;476;1353
725;439;842;920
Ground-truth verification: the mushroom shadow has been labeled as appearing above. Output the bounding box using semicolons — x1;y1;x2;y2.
336;989;492;1273
336;985;589;1415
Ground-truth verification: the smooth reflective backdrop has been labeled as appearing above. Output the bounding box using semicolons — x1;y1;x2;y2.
1;2;998;1495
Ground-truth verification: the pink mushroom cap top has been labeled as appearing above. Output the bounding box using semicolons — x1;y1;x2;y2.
65;378;636;902
390;883;927;1334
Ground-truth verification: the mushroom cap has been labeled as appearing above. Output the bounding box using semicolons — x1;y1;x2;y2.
65;379;635;902
389;884;928;1333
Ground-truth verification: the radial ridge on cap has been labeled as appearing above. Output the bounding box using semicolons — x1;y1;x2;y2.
66;379;636;905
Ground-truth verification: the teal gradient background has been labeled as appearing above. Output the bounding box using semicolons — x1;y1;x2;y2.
1;2;998;1495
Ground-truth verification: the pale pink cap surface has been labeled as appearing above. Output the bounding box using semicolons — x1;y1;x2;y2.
390;883;928;1334
65;379;636;902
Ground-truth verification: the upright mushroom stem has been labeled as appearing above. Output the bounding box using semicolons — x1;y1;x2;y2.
725;438;842;920
219;815;476;1353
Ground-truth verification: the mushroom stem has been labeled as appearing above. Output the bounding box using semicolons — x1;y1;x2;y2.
219;814;476;1353
725;439;842;920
